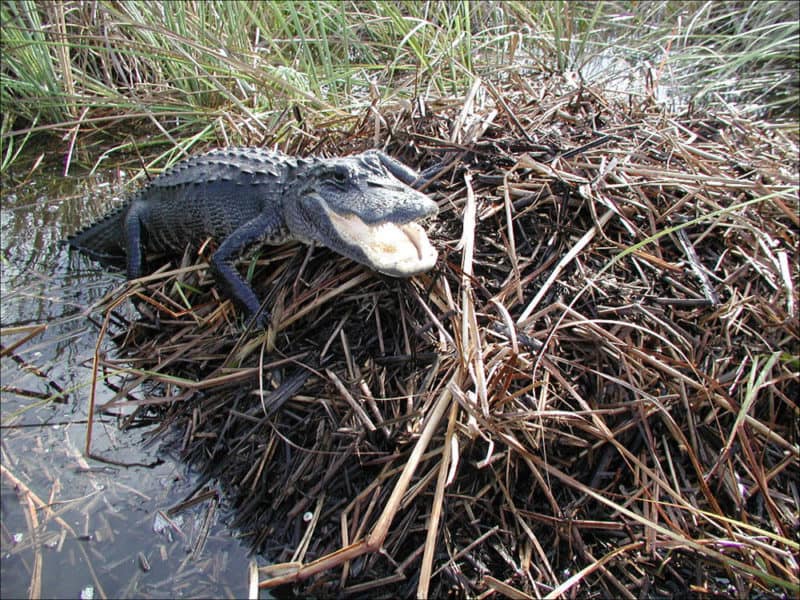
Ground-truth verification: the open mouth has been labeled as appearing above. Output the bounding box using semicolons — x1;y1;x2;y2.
322;205;437;277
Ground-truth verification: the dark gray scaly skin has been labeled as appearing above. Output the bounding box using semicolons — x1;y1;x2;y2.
65;148;438;325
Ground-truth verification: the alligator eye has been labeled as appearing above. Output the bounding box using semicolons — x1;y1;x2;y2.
330;167;348;183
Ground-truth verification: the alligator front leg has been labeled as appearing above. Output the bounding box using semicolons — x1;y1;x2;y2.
370;150;422;186
124;204;146;279
371;150;440;189
210;211;287;327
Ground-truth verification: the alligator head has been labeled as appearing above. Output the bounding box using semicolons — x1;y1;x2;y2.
284;151;438;277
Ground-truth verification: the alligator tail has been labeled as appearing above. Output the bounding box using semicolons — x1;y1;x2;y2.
62;204;128;267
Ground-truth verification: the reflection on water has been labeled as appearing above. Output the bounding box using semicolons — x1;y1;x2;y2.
1;166;255;598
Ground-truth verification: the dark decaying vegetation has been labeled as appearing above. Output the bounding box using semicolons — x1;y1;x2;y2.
82;75;799;597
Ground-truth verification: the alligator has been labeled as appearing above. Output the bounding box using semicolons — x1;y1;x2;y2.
65;148;438;325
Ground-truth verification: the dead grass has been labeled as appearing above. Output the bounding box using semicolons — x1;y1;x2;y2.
76;74;800;597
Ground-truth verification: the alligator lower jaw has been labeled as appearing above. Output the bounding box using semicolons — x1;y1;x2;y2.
324;208;437;277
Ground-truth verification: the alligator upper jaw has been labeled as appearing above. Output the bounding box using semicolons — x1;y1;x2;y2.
322;204;437;277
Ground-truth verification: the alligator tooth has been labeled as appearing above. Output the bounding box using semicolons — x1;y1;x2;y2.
401;223;427;260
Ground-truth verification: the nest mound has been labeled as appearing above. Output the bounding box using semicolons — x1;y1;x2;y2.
93;76;799;598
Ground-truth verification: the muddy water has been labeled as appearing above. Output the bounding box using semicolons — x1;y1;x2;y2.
1;166;255;598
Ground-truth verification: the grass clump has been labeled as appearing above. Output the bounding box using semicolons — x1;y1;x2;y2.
66;72;797;598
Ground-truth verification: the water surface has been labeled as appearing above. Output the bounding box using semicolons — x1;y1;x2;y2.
1;164;255;599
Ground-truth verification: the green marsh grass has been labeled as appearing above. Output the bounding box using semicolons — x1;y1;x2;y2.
2;1;797;173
